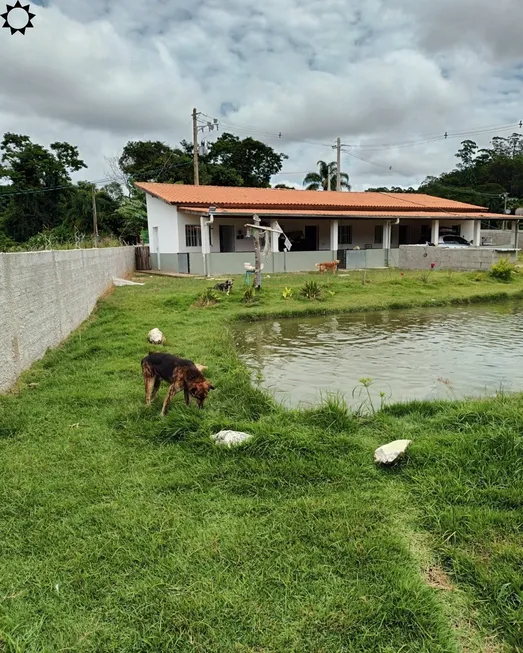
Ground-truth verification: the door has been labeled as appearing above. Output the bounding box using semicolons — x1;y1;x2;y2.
398;225;408;245
219;225;235;252
304;225;318;251
152;226;160;270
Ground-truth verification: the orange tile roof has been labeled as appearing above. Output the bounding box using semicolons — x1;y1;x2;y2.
178;206;506;220
135;182;487;214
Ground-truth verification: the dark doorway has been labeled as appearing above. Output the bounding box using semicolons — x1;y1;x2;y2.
304;226;318;251
398;225;409;245
219;225;235;252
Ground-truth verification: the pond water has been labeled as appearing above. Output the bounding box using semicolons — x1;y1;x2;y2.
233;302;523;408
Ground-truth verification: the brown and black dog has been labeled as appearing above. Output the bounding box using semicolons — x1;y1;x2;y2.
141;352;215;416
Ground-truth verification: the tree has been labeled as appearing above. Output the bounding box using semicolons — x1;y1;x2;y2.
119;140;193;184
205;133;288;187
273;183;295;189
303;160;351;191
365;186;416;193
0;133;87;242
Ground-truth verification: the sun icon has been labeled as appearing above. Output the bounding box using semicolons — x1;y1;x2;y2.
2;0;35;35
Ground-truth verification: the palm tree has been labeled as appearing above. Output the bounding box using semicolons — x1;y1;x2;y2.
303;160;351;191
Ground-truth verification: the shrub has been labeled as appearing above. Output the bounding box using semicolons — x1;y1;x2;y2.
242;287;257;304
300;281;323;300
195;288;219;307
489;257;515;282
282;287;293;300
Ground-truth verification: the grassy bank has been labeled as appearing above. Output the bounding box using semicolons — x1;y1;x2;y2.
0;270;521;652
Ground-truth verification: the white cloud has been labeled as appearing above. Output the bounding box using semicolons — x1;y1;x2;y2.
0;0;521;191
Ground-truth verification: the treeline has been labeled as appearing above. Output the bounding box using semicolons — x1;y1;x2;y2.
0;132;288;250
367;133;523;215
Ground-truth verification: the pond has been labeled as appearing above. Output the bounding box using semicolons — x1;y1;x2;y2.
233;302;523;409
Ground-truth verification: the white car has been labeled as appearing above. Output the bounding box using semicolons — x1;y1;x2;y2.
417;234;472;247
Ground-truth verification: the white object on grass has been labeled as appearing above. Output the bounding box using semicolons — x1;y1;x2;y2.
148;328;165;345
211;430;252;447
113;278;144;286
374;439;412;465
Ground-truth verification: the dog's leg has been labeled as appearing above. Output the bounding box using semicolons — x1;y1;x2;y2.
150;375;161;402
142;362;156;406
161;383;179;416
183;383;191;406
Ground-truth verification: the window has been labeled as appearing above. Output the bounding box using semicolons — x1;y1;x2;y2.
185;224;201;247
338;225;352;245
374;225;383;244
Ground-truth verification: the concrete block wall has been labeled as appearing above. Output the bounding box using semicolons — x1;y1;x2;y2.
480;230;515;247
398;246;518;271
0;246;135;392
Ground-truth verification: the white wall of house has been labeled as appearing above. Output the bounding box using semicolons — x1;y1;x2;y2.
145;198;480;255
145;195;179;254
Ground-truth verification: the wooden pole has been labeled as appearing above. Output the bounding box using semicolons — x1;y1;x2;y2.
253;214;262;289
92;188;99;246
192;108;200;186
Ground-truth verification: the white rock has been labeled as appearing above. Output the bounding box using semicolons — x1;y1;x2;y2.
148;328;165;345
113;278;144;286
211;430;253;447
374;439;412;465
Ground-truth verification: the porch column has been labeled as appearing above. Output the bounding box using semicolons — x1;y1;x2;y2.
513;219;519;249
330;219;339;254
270;220;280;253
200;215;211;276
472;220;482;246
383;221;392;250
431;219;439;245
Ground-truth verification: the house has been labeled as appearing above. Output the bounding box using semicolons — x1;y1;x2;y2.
135;183;514;275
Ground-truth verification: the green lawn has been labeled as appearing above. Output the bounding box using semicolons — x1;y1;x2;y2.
0;269;522;652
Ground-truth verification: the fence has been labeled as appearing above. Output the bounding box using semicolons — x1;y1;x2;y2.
0;246;135;392
398;245;519;271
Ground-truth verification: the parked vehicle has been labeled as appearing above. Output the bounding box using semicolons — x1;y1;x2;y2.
417;233;472;247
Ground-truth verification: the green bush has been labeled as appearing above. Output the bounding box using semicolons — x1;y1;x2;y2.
242;287;257;304
300;280;323;300
489;257;515;282
195;288;219;307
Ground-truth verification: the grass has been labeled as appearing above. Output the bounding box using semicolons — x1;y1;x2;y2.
0;269;522;651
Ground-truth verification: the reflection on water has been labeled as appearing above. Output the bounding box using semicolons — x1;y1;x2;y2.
234;302;523;408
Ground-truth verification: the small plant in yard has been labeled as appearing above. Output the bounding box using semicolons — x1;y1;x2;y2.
420;262;436;283
195;288;219;307
300;280;323;300
282;287;293;300
242;286;257;304
351;377;390;416
489;257;515;282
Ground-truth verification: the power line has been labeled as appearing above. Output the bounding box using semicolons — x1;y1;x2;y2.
0;160;194;198
344;150;510;199
200;112;521;154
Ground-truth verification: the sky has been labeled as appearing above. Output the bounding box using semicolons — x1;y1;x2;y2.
0;0;522;191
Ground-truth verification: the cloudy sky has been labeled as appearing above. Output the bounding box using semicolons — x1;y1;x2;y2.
1;0;522;190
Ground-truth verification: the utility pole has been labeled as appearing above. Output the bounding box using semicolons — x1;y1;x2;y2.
192;107;200;186
92;188;99;247
336;137;341;191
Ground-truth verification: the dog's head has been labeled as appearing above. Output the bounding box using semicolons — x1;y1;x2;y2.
226;279;233;288
188;379;215;408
